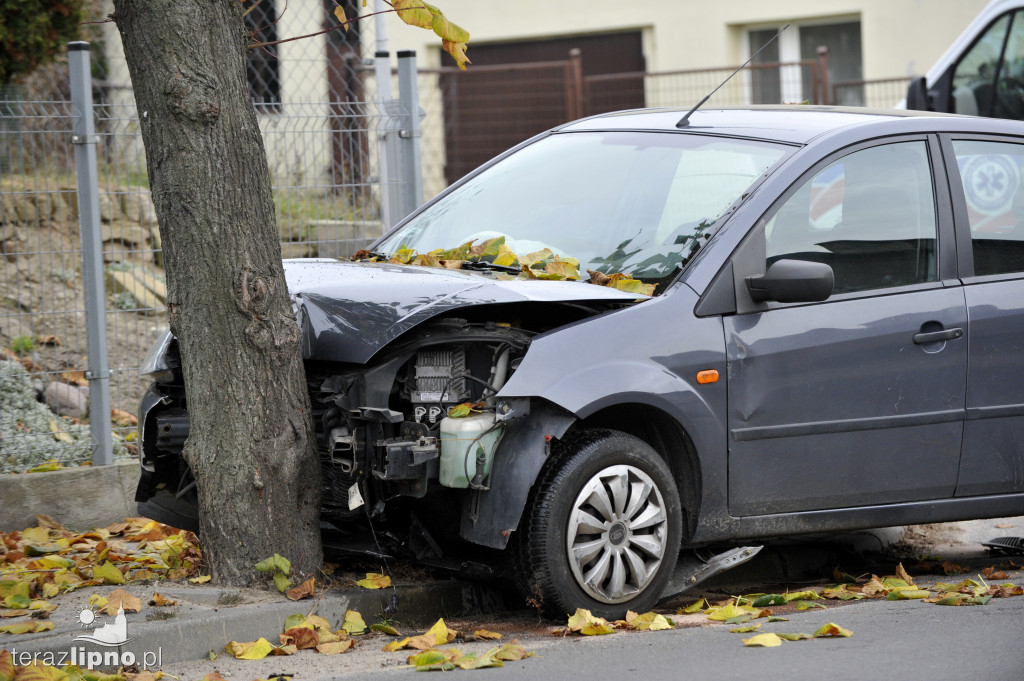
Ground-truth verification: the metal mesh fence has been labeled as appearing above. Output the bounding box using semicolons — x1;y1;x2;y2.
586;61;826;112
415;59;827;192
834;77;915;109
1;98;113;472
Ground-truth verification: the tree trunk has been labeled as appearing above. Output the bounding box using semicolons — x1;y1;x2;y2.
112;0;323;584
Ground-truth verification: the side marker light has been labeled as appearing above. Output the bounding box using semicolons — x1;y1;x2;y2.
696;370;719;385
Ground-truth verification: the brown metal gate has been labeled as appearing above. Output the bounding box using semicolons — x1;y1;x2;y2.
430;52;828;185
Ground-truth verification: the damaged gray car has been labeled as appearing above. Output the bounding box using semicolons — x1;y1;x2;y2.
136;106;1024;617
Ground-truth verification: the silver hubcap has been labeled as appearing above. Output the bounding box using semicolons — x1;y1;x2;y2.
566;464;668;604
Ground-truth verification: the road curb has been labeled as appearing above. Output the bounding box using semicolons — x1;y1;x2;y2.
2;580;510;667
0;460;140;532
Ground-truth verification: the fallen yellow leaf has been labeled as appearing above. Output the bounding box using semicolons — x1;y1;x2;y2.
316;640;355;655
742;633;783;647
342;609;366;635
814;622;853;638
225;637;275;660
150;593;178;606
356;572;392;589
93;561;126;585
105;587;144;614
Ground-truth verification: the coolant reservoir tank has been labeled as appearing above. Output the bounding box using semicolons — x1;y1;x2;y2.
438;412;503;488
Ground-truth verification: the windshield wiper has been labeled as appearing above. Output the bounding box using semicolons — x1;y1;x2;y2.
460;260;521;274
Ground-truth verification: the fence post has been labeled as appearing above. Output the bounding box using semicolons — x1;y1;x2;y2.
378;51;424;228
396;50;424;221
816;46;830;106
568;48;585;119
375;50;396;230
68;41;113;466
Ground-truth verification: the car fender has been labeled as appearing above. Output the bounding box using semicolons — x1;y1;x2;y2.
460;289;730;549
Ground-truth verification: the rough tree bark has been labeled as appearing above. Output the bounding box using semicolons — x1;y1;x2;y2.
112;0;323;584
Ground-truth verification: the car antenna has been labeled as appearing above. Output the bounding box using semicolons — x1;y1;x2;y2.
677;24;790;128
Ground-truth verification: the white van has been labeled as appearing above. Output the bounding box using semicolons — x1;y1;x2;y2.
907;0;1024;119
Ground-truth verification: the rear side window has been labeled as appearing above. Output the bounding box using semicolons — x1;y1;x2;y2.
765;141;937;294
952;139;1024;276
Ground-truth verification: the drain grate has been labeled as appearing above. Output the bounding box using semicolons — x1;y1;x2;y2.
982;536;1024;555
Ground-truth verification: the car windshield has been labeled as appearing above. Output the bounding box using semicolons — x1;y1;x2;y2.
376;130;791;291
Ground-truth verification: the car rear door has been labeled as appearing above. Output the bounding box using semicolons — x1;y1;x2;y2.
723;137;969;516
942;134;1024;496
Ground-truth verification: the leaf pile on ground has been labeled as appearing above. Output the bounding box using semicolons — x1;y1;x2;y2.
549;608;676;637
674;562;1023;647
352;236;657;295
0;515;202;635
221;614;535;671
741;622;853;648
680;562;1022;619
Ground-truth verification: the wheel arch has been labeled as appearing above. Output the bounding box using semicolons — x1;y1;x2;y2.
576;403;701;542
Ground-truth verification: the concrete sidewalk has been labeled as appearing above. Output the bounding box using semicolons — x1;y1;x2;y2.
1;578;510;667
0;525;909;668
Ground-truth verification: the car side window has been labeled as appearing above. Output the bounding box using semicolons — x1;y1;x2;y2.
952;139;1024;276
764;141;937;295
951;11;1024;119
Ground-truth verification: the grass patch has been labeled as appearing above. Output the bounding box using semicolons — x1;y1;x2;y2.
216;591;245;606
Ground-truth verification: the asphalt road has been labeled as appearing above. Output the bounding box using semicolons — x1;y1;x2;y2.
146;517;1024;680
453;597;1024;681
156;571;1024;681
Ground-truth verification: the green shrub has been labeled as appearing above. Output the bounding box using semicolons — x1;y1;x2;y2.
0;1;86;85
8;335;34;354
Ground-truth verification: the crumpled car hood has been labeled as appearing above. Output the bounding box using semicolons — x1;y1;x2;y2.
285;259;647;363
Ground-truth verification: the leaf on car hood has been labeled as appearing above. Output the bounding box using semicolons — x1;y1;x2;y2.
587;269;656;295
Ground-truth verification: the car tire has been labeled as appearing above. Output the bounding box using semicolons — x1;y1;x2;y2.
515;429;682;619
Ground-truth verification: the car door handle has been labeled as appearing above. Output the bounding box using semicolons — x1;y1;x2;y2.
913;328;963;344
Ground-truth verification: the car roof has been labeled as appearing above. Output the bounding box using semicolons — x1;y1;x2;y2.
558;105;985;145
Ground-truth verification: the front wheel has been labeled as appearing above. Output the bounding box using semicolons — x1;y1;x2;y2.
515;429;682;619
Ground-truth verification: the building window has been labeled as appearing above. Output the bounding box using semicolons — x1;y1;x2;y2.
245;0;282;111
747;20;863;106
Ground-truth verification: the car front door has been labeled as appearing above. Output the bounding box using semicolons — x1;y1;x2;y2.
723;137;968;516
944;135;1024;496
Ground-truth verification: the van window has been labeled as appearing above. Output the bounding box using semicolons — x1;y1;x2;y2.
952;11;1024;119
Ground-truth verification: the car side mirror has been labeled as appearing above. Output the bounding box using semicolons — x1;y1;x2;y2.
906;76;930;111
745;259;834;304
